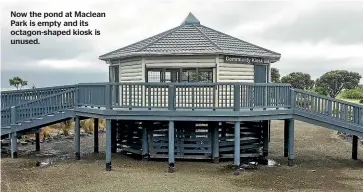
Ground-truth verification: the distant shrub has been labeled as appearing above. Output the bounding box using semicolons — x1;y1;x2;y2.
360;99;363;104
313;87;329;96
342;89;363;99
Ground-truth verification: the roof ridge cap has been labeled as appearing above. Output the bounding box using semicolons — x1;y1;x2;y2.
193;24;222;51
201;25;281;57
136;25;184;52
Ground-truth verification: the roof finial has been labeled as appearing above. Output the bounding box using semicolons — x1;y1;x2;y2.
182;12;200;25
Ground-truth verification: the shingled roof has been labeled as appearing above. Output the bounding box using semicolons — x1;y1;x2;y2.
99;12;281;61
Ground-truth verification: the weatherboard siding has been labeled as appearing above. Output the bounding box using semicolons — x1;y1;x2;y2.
218;56;254;83
116;57;143;82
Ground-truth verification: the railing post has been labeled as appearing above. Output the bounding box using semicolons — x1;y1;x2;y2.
353;106;359;124
105;84;112;109
290;89;296;109
168;85;176;111
264;84;268;108
74;86;79;107
327;100;332;117
233;84;240;111
11;106;16;125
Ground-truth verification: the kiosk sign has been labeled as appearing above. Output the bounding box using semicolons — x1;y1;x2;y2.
224;55;270;64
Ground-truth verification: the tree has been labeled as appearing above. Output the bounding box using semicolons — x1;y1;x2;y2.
281;72;314;90
315;70;362;98
9;76;28;90
271;67;280;83
313;87;329;96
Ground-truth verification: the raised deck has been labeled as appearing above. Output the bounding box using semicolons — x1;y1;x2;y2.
1;82;362;173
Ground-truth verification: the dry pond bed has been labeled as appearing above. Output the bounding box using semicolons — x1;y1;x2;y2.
1;120;363;192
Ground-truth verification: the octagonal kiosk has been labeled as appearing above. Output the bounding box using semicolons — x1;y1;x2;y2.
99;13;281;164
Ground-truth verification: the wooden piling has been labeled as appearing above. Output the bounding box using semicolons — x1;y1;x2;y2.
234;121;240;175
111;120;117;153
94;118;99;153
35;132;40;152
284;120;289;157
142;122;149;160
287;119;295;166
352;135;358;160
75;116;80;160
168;120;175;173
212;122;220;163
11;132;18;158
106;119;112;171
262;120;269;158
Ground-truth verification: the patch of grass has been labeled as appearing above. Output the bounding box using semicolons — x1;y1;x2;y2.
336;94;361;104
40;127;52;138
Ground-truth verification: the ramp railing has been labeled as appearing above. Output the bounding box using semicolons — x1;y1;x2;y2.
1;88;75;127
293;89;363;125
1;85;76;109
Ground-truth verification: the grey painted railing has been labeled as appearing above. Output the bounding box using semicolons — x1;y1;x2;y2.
77;82;292;110
1;85;76;109
2;83;362;131
1;88;75;126
294;89;363;125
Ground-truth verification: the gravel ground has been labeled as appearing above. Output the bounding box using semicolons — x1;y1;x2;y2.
1;120;363;192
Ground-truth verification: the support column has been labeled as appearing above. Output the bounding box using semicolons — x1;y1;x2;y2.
111;120;117;153
168;121;175;173
287;119;295;166
352;135;358;160
234;121;240;175
10;106;18;158
75;116;80;160
142;123;149;160
94;118;99;153
284;120;289;157
212;123;219;163
35;132;40;152
262;120;269;162
11;132;18;158
106;119;112;171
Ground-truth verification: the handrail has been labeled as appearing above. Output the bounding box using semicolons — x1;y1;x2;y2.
77;82;292;110
293;89;362;125
1;83;361;134
1;84;76;94
294;89;363;108
78;82;292;86
1;88;76;126
1;85;76;109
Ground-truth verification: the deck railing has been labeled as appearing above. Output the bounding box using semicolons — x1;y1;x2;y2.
1;85;76;109
1;83;362;129
77;82;292;110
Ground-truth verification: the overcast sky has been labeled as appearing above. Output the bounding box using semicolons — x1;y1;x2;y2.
1;0;363;89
